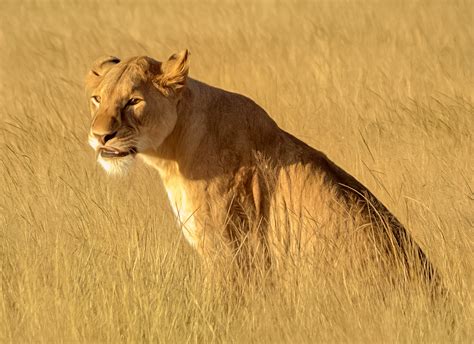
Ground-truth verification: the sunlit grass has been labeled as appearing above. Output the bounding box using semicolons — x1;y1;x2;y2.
0;0;472;342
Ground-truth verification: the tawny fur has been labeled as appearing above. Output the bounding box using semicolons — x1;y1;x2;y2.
85;50;438;285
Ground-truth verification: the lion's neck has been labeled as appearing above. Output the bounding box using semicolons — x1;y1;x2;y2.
137;81;215;249
138;79;210;180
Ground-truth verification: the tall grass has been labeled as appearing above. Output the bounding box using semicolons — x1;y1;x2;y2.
0;0;472;342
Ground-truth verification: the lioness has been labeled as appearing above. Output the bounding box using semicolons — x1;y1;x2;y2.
85;50;438;285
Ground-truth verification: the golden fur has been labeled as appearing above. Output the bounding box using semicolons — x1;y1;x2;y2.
85;50;438;284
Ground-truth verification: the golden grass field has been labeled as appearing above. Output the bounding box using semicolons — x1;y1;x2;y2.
0;0;473;342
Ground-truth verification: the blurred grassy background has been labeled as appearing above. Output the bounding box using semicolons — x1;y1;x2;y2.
0;0;472;342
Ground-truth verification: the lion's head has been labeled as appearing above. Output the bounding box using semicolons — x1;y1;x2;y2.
85;50;190;174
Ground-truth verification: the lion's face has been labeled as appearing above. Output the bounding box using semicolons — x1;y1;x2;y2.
85;51;189;174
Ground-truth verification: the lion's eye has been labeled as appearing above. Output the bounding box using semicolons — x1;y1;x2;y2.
91;95;101;105
126;98;142;107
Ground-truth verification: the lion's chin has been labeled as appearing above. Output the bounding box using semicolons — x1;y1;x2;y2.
97;154;134;175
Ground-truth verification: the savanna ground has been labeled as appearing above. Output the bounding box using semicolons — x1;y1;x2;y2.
0;0;473;342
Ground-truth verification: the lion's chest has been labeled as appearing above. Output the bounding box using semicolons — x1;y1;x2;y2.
163;182;200;248
139;156;201;249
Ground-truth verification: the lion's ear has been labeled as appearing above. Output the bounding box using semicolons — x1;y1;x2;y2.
84;56;120;94
153;50;190;96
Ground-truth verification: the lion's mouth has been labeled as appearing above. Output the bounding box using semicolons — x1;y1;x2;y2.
99;147;137;159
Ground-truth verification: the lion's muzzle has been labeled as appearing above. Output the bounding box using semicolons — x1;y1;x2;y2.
99;147;137;159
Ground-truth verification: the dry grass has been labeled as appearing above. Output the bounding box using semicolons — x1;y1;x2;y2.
0;0;473;342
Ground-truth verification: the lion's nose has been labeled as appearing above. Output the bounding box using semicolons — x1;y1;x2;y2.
94;131;117;145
